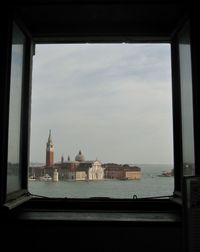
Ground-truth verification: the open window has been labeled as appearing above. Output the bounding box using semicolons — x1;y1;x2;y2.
0;2;197;211
171;20;196;202
2;19;34;209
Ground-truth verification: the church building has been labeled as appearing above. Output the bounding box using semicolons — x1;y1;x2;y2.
58;150;105;181
44;130;105;181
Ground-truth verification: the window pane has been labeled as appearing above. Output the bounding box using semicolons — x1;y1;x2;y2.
7;23;25;194
29;44;174;198
179;23;195;176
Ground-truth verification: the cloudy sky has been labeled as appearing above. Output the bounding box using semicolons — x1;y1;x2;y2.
30;43;173;165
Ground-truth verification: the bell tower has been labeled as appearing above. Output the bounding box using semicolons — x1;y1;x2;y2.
46;129;54;166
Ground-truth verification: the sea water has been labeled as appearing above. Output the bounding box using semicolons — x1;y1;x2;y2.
29;164;174;199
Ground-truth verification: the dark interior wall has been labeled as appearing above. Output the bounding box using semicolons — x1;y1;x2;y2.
3;218;182;252
1;199;183;251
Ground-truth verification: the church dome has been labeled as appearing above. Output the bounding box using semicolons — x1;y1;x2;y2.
75;150;85;162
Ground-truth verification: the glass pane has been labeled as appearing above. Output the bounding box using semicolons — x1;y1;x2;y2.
7;23;25;194
29;43;174;198
179;23;195;176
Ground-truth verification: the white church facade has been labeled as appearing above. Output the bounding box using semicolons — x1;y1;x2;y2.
88;160;105;180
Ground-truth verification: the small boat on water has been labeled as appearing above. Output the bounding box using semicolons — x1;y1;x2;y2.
158;170;173;177
28;175;36;181
39;173;52;181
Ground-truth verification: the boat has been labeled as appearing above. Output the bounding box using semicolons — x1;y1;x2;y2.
158;170;173;177
39;173;52;181
28;175;36;181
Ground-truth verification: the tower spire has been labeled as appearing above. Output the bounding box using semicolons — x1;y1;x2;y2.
61;154;64;164
48;129;52;143
46;129;54;166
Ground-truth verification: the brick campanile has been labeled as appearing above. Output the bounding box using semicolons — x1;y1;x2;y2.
46;129;54;166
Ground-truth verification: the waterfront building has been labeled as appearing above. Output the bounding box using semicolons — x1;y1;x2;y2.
57;152;104;181
103;163;141;180
88;160;104;180
42;131;105;181
29;131;140;181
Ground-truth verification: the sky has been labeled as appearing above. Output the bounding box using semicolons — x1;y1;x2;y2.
30;43;173;165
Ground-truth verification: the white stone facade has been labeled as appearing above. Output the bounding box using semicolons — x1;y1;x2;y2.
88;160;104;180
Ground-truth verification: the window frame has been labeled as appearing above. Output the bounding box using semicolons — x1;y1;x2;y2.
1;16;34;208
0;2;197;212
171;18;198;201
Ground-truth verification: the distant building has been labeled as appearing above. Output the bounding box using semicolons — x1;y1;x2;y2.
56;153;104;181
46;131;105;181
88;160;104;180
29;131;141;181
103;163;141;180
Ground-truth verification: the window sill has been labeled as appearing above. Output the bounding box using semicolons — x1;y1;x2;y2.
14;210;181;224
4;197;182;225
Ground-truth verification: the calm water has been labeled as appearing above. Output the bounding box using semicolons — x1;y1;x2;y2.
29;164;174;199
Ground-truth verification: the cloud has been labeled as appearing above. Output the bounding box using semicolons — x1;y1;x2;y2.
30;43;173;164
